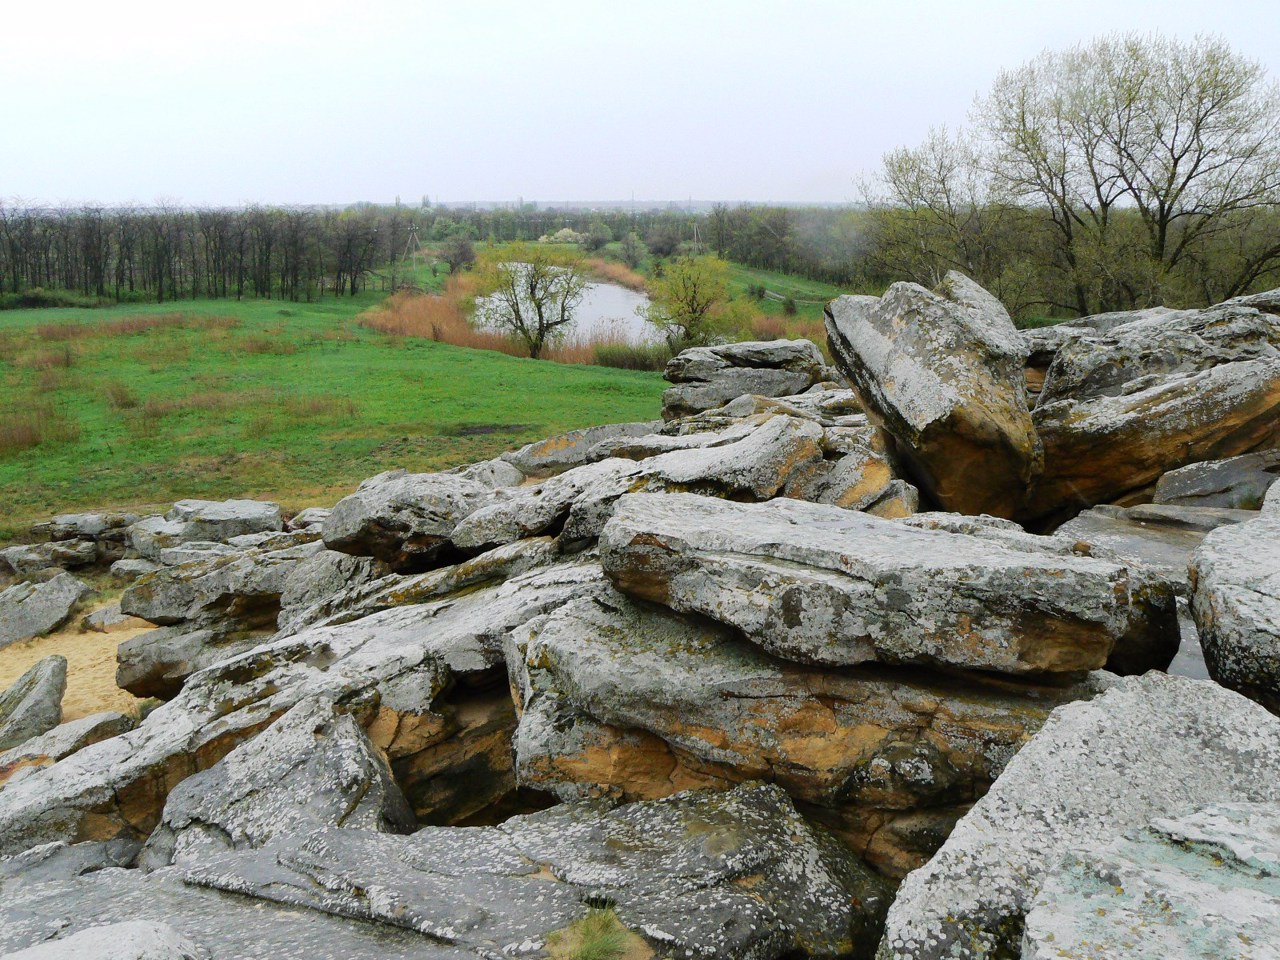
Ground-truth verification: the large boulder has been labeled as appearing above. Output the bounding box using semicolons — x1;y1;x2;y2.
661;339;832;420
500;420;662;477
508;587;1100;877
1190;515;1280;712
1028;358;1280;520
141;696;413;868
181;783;890;960
825;273;1040;518
0;574;91;650
115;624;271;701
1022;802;1280;960
275;549;386;635
164;499;282;541
600;493;1178;676
321;468;504;570
1154;448;1280;509
876;673;1280;960
0;657;67;753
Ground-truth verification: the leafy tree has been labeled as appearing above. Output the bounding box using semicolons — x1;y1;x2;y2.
582;220;612;252
643;255;742;347
439;231;476;274
475;243;588;359
620;231;647;269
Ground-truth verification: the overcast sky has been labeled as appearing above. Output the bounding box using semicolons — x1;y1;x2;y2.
3;0;1278;207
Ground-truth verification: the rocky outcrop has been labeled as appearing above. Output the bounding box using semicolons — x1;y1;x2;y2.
110;558;161;583
275;549;387;635
826;273;1040;518
141;696;413;868
81;603;150;634
1;539;97;576
0;574;91;650
661;339;833;421
500;420;662;477
0;657;67;753
1022;802;1280;960
165;499;283;542
876;673;1280;960
600;494;1178;675
1154;448;1280;509
1190;515;1280;712
0;711;135;788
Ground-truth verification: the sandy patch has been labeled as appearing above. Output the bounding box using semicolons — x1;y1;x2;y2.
0;602;149;721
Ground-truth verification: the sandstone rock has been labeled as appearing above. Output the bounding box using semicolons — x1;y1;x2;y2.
1038;300;1280;405
1154;449;1280;510
116;625;270;700
164;499;283;541
876;673;1280;960
81;603;151;634
1190;515;1280;713
0;575;91;651
1020;324;1093;403
0;540;96;576
508;588;1097;877
783;423;901;511
1028;359;1280;520
110;559;161;584
0;559;604;855
0;712;136;789
321;469;501;570
183;783;889;960
826;273;1040;518
601;494;1177;676
0;657;67;753
500;420;661;477
275;550;386;636
661;339;830;420
1;920;207;960
286;506;331;530
141;696;413;868
1022;802;1280;960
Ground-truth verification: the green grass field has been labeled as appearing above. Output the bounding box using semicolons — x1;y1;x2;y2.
723;263;857;323
0;295;664;538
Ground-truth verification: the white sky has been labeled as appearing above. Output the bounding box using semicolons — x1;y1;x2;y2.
3;0;1278;206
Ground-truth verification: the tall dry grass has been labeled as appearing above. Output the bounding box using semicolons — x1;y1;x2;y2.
0;403;81;456
33;312;239;341
584;258;648;292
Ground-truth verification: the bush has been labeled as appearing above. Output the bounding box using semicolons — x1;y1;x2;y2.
783;297;798;315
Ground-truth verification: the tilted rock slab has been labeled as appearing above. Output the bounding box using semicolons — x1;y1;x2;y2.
0;539;97;576
825;273;1040;518
600;494;1178;676
141;696;413;868
0;574;91;651
274;549;387;635
1022;802;1280;960
876;673;1280;960
0;559;605;856
0;656;68;753
661;338;830;420
1154;448;1280;510
499;419;661;477
182;783;889;960
508;588;1099;877
0;711;135;789
1190;515;1280;713
1028;358;1280;520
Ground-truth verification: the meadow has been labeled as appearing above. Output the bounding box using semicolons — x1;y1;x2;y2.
0;294;665;538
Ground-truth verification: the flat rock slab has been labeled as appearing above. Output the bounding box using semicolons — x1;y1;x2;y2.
500;420;662;477
1191;515;1280;712
164;499;283;541
0;656;68;753
183;783;889;960
876;673;1280;960
661;339;828;420
1;540;97;576
0;711;135;788
1154;449;1280;510
1023;802;1280;960
2;919;206;959
0;574;91;651
600;493;1178;676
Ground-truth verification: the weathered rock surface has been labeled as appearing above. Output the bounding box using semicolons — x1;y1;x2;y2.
500;420;662;477
141;696;413;868
1;540;97;576
1029;358;1280;519
110;559;162;583
0;712;136;788
826;273;1040;518
661;339;831;420
1;919;206;959
1022;802;1280;960
1190;515;1280;713
183;783;890;960
82;603;151;634
0;657;67;753
1154;448;1280;509
286;507;331;530
508;588;1099;877
321;468;505;570
876;673;1280;960
165;499;283;541
275;550;386;635
601;493;1178;675
0;575;91;650
33;512;141;545
1268;481;1280;516
116;625;268;701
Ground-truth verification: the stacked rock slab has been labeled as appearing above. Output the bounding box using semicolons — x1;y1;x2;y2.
0;711;135;788
876;673;1280;960
825;272;1041;518
0;656;68;753
660;338;835;421
1190;514;1280;712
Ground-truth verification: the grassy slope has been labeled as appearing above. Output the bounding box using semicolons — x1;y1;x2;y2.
723;263;854;323
0;295;664;536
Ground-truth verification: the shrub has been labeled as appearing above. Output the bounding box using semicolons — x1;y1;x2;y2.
783;297;798;315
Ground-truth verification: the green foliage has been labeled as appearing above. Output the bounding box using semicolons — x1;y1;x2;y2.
782;297;797;316
475;243;590;359
643;255;742;348
546;909;636;960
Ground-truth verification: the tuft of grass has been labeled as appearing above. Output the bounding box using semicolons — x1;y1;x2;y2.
105;380;140;410
592;341;672;371
0;403;81;456
546;908;646;960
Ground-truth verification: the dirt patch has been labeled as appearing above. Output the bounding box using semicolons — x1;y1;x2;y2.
0;602;148;721
442;422;539;437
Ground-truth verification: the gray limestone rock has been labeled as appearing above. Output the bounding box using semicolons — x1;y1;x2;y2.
876;673;1280;960
1267;481;1280;516
600;493;1178;676
826;273;1040;518
1190;515;1280;712
1;919;207;959
115;625;270;700
0;657;67;753
110;559;161;584
141;696;413;868
164;500;282;542
275;550;386;636
500;420;662;477
1154;449;1280;510
81;603;150;634
286;507;331;531
0;575;91;651
1022;802;1280;960
0;712;136;789
661;339;829;420
1;540;97;576
126;518;190;563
